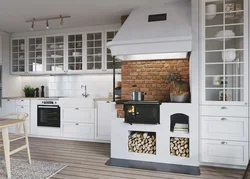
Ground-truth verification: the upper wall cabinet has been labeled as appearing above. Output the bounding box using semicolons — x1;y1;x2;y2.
105;30;121;70
11;38;26;74
27;37;43;73
201;0;248;105
45;35;65;73
85;32;103;71
10;27;120;75
67;33;84;73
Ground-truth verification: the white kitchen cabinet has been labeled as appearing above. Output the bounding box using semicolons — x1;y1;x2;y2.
201;116;248;141
95;101;116;140
201;139;248;166
62;108;94;123
201;0;248;105
201;105;248;117
2;99;16;133
11;38;26;75
16;105;30;134
62;122;94;139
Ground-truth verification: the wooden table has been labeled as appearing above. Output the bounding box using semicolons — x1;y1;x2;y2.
0;118;31;178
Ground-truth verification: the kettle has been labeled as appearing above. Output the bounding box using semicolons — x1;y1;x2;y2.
131;91;146;101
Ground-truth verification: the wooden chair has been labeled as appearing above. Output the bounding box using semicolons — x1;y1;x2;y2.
0;112;31;178
242;160;250;179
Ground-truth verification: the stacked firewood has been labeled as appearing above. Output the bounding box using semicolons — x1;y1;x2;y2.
170;137;189;158
128;132;156;155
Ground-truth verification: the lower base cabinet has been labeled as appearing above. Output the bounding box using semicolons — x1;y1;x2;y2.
201;139;248;166
62;122;94;139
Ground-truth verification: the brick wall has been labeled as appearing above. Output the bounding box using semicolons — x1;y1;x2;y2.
121;59;189;101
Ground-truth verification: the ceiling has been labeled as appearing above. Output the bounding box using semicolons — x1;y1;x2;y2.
0;0;171;33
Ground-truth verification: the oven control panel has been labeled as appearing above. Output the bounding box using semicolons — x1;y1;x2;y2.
42;101;58;104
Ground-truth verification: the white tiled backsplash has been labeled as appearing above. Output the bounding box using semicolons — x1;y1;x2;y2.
21;74;121;98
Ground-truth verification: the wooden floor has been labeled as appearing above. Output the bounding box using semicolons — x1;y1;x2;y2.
0;137;245;179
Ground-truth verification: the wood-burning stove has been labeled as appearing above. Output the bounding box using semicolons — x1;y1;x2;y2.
124;101;161;125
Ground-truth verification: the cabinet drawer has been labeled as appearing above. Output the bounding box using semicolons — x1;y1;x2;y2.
201;139;248;166
16;99;30;106
62;123;94;139
201;117;248;141
62;108;94;123
201;105;248;117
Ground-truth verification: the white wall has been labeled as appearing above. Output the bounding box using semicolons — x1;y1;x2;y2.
21;74;121;98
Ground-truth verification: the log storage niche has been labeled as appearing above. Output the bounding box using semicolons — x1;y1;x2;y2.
128;131;156;155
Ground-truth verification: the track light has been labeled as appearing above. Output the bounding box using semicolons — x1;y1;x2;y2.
26;15;70;30
31;19;35;31
46;20;49;29
60;15;63;28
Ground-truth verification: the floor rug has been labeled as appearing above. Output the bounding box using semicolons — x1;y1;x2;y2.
0;157;67;179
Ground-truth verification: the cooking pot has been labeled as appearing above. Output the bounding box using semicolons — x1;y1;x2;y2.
131;92;146;101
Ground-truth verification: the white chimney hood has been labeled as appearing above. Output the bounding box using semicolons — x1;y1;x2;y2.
107;0;192;61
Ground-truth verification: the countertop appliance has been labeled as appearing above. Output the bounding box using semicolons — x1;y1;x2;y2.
37;100;60;127
131;91;145;101
124;101;161;125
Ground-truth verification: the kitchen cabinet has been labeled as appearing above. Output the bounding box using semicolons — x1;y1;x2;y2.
45;35;65;73
27;36;44;74
62;122;94;139
2;99;16;133
85;31;103;71
201;0;248;105
200;0;249;167
16;100;30;134
11;38;26;74
66;33;84;73
95;101;116;141
62;107;94;123
105;30;120;71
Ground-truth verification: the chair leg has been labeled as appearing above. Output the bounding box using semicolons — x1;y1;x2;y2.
2;127;11;179
23;122;31;164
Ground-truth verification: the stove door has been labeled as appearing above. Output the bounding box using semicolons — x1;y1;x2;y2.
134;104;160;124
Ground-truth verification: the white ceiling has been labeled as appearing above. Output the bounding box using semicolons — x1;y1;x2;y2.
0;0;171;33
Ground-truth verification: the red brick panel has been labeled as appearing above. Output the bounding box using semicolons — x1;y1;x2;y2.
121;59;190;101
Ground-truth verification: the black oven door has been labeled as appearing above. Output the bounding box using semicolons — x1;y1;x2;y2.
37;105;60;127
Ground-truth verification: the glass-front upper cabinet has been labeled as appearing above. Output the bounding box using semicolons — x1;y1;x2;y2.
106;30;121;70
202;0;248;104
45;35;64;73
67;34;83;72
85;32;103;71
11;38;26;73
27;37;43;73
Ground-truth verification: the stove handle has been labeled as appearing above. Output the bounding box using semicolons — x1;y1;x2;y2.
37;106;59;109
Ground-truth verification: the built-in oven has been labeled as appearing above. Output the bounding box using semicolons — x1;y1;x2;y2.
37;101;60;127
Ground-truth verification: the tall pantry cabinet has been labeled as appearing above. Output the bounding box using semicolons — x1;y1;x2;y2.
200;0;249;166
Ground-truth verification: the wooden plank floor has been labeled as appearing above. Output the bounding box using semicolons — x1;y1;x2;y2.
0;137;245;179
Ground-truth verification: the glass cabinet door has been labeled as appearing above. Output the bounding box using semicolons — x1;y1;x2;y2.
106;31;121;69
11;38;26;73
86;32;103;70
28;37;43;72
204;0;246;103
67;34;83;71
46;35;64;72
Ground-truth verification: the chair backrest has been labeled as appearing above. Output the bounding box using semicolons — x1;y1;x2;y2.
0;112;28;121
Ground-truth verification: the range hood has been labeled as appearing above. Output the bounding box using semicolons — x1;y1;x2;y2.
107;0;192;61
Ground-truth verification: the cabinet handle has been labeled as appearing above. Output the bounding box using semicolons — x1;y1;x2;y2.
221;118;227;121
221;141;227;145
76;123;79;125
75;108;79;110
221;107;227;110
7;99;10;101
21;106;24;108
106;101;110;103
21;100;24;101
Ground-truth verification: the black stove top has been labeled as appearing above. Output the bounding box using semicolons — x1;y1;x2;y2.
124;100;161;105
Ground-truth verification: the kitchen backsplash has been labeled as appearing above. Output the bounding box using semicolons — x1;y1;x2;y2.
21;74;121;98
121;59;189;101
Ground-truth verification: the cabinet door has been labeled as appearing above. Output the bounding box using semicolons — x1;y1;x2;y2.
11;38;26;74
62;108;94;123
2;99;16;133
67;34;84;73
202;0;248;105
85;32;103;71
27;37;44;73
16;105;30;134
96;101;116;140
45;35;65;73
105;30;120;70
